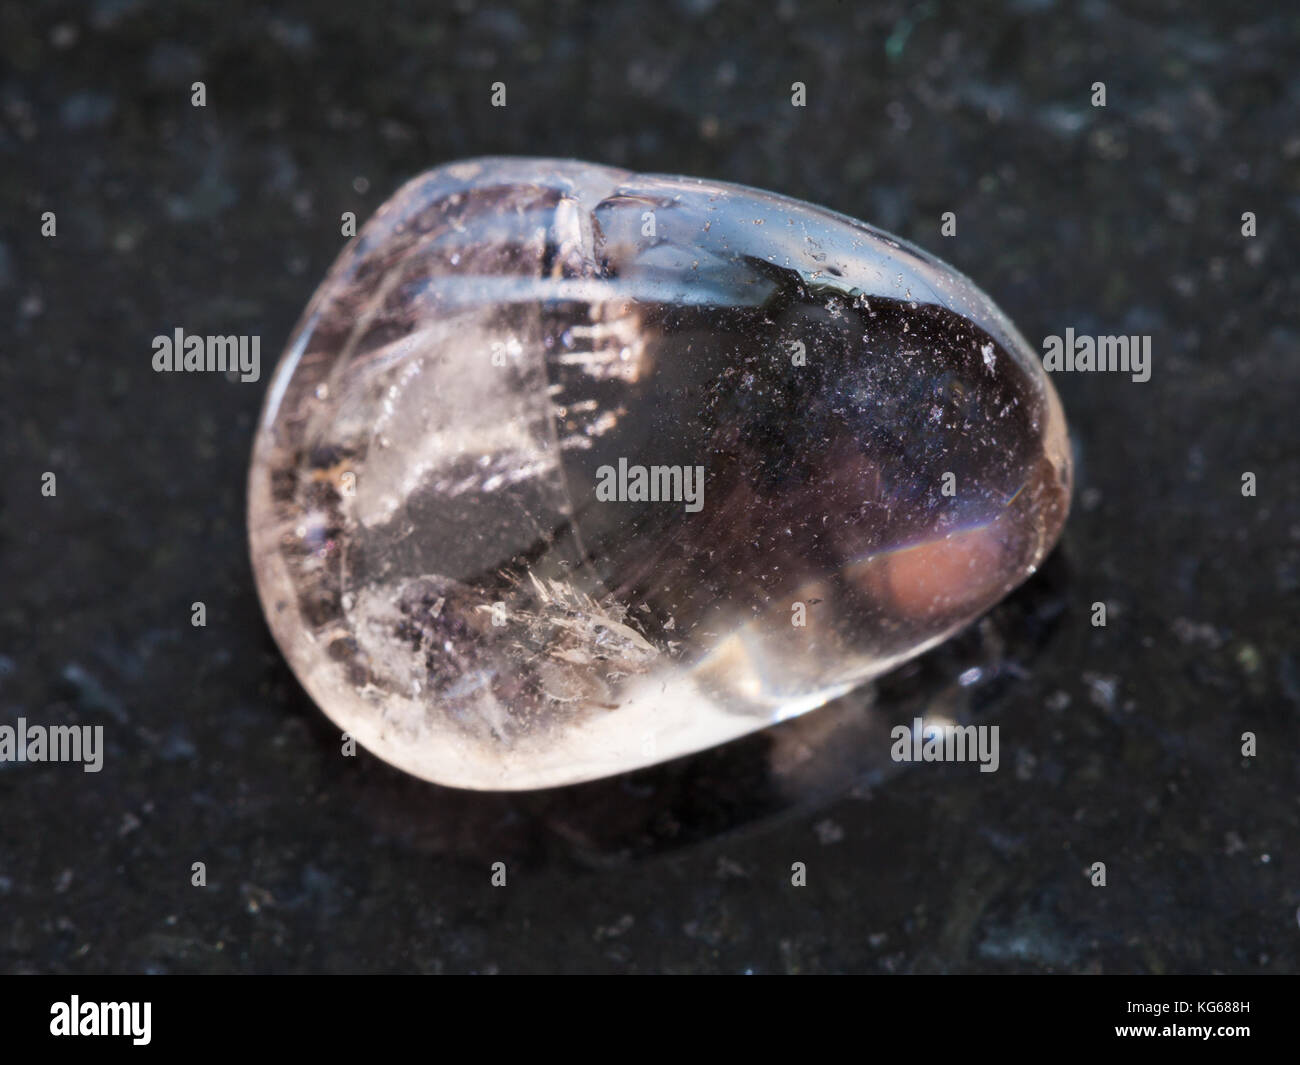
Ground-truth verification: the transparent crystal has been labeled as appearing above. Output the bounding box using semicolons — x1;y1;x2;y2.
247;157;1071;790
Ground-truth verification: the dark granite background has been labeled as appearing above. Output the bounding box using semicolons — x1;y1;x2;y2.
2;0;1297;973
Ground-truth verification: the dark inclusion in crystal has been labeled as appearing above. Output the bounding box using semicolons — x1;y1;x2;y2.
248;158;1071;790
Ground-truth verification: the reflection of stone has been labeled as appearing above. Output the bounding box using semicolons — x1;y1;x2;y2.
885;522;1007;620
248;157;1071;790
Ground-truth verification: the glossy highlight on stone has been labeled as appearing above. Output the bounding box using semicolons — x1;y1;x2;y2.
247;157;1071;790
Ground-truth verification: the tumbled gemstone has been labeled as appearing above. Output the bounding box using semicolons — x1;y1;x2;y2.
247;157;1071;790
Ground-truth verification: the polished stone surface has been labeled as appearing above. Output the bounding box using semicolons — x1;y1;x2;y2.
4;0;1297;973
249;159;1070;788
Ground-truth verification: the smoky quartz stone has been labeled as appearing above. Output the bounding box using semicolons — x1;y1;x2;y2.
247;157;1071;790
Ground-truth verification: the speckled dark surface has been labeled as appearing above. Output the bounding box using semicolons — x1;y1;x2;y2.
2;0;1297;973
